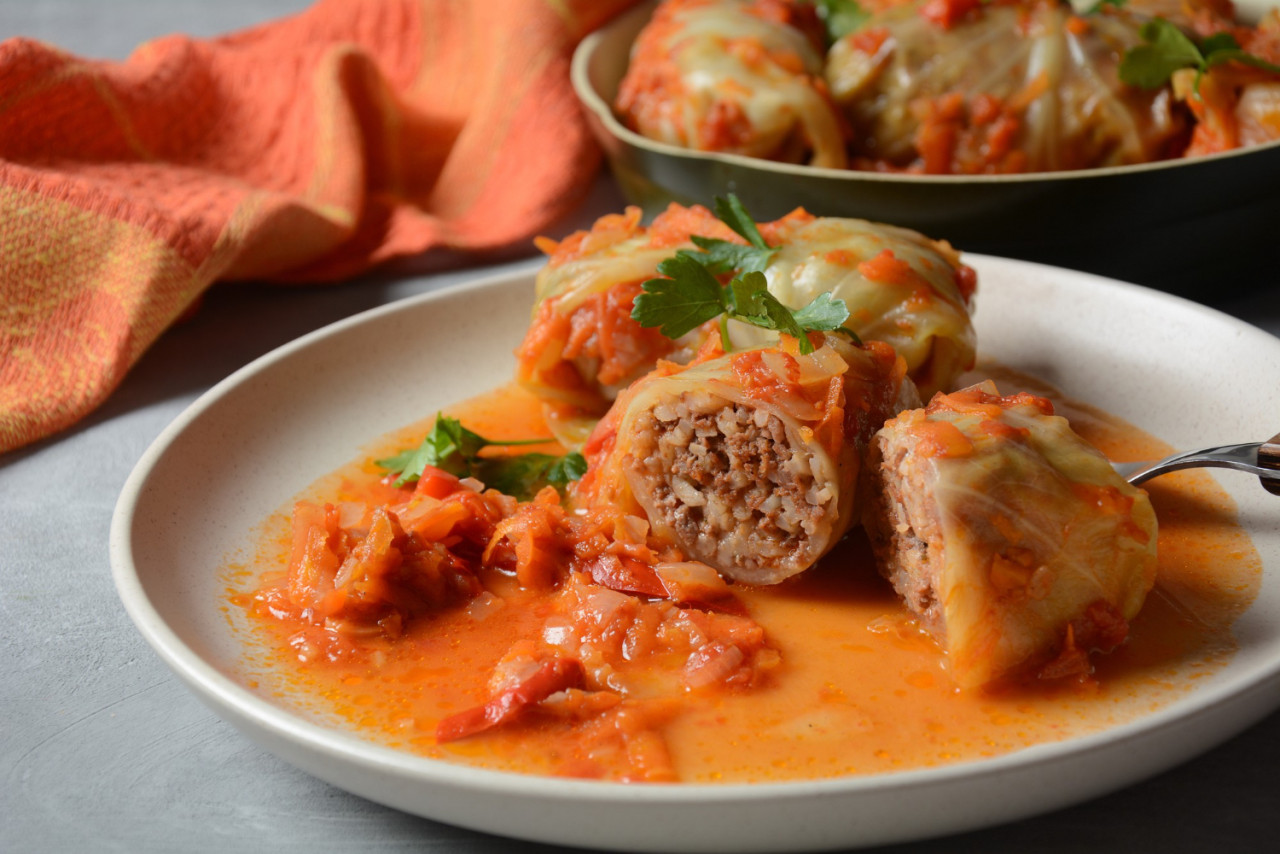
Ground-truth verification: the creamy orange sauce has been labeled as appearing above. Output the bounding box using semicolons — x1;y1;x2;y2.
225;372;1261;783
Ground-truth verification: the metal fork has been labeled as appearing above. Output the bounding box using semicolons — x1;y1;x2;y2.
1112;432;1280;493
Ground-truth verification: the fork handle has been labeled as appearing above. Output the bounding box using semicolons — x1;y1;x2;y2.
1262;433;1280;496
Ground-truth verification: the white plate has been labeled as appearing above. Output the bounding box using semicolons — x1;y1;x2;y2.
110;258;1280;852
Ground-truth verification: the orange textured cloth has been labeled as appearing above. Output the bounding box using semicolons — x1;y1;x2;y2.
0;0;636;454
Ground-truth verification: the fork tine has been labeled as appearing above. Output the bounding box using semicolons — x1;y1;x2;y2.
1114;441;1280;490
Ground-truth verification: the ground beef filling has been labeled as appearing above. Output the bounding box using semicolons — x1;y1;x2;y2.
863;433;946;637
630;391;834;576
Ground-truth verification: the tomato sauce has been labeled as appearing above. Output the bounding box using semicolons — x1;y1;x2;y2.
225;371;1261;783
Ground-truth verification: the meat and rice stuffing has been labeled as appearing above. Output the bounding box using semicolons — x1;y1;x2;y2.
630;392;829;578
863;382;1159;688
576;333;919;585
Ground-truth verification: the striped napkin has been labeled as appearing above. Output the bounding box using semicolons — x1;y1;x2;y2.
0;0;635;453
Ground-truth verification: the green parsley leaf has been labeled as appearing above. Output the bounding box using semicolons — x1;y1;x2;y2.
725;270;769;314
632;253;729;340
546;451;589;486
376;414;484;485
713;195;772;249
811;0;870;44
1199;32;1240;55
633;264;850;356
678;195;778;273
375;414;565;495
473;451;587;501
680;234;775;275
725;272;804;343
1120;18;1280;92
1120;19;1204;89
791;292;854;333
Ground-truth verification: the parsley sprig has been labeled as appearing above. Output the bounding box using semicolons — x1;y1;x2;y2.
631;195;854;356
677;195;778;274
1120;18;1280;95
376;414;585;500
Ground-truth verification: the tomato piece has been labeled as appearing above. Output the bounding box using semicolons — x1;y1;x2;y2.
586;553;667;598
414;466;461;500
436;657;583;743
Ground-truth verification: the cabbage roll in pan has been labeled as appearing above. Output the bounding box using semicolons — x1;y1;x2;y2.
825;0;1187;173
863;383;1158;688
577;334;921;586
616;0;848;167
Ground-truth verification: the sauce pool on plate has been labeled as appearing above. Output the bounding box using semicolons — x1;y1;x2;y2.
224;372;1261;783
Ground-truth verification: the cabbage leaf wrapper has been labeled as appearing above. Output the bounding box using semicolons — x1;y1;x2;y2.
616;0;848;168
863;382;1159;688
576;333;921;586
516;204;976;449
825;0;1187;173
516;206;689;422
515;204;808;445
730;213;977;399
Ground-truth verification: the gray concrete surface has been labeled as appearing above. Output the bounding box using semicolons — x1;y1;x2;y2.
3;2;1279;852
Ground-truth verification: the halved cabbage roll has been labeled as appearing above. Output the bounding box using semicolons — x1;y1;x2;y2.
825;0;1186;172
577;333;920;586
616;0;848;167
863;382;1158;688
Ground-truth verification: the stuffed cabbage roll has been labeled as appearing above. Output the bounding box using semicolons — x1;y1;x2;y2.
516;204;976;444
825;0;1186;173
515;204;809;442
616;0;848;168
577;333;920;586
862;382;1158;688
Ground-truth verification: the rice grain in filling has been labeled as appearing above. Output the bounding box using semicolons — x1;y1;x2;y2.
628;390;832;580
864;431;947;633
